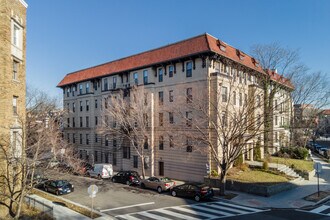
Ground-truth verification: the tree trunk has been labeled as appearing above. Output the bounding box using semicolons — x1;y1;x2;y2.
219;165;228;196
140;155;146;179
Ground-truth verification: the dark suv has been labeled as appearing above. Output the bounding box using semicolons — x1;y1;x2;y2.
111;171;140;185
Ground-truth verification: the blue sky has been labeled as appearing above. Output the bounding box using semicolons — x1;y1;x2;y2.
26;0;330;98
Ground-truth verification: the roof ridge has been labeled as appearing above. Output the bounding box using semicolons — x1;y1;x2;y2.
65;33;208;76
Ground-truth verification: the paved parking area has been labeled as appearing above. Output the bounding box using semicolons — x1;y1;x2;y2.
44;170;202;217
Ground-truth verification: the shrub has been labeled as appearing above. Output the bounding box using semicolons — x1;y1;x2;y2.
234;153;244;167
274;147;309;160
262;161;269;170
211;169;218;177
253;141;262;161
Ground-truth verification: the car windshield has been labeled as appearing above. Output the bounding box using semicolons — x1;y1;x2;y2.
160;177;171;182
55;180;68;187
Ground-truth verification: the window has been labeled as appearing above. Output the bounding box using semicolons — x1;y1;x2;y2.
86;116;89;128
103;78;108;90
95;116;98;126
72;118;75;127
72;134;76;143
72;102;75;112
159;136;164;150
13;24;20;47
133;156;138;168
222;112;228;127
13;96;18;115
86;100;89;111
93;82;98;90
94;151;98;162
275;116;278;126
113;139;117;147
239;93;243;106
72;86;75;96
105;152;109;163
123;147;130;159
86;83;90;93
133;72;138;85
158;91;163;106
186;111;192;127
158;68;163;82
159;113;163;126
80;101;83;111
169;65;174;77
80;117;83;127
143;70;148;85
143;114;148;127
186;88;192;103
169;135;174;148
113;153;117;166
112;120;116;128
144;136;148;149
95;99;98;108
233;91;237;105
79;84;83;94
80;134;82;144
169;90;173;102
186;138;192;152
256;95;261;107
86;134;89;145
275;100;278;110
222;86;228;102
105;116;109;126
275;132;278;142
186;61;192;77
67;118;70;128
113;77;117;89
105;135;109;146
169;112;174;124
13;60;19;80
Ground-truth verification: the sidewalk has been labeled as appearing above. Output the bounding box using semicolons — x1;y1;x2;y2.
28;194;112;220
227;154;330;208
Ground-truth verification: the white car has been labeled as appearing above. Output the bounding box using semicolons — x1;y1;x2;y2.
87;164;113;179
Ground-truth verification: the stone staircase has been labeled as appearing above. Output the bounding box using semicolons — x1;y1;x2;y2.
246;161;305;183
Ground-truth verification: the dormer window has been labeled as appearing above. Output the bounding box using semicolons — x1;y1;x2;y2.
252;58;260;67
236;49;245;60
216;40;227;52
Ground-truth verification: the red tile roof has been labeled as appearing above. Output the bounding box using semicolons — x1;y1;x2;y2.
265;69;294;89
322;109;330;115
57;33;293;90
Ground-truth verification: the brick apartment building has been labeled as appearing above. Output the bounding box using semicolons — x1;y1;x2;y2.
58;33;293;182
0;0;27;216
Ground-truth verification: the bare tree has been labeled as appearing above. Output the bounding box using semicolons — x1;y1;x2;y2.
100;86;153;179
170;67;266;195
251;43;330;148
0;86;80;219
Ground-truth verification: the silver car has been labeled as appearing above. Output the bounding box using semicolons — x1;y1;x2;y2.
140;176;176;193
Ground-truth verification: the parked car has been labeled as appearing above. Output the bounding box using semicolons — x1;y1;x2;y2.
140;176;176;193
111;171;140;185
87;164;113;179
43;180;74;195
170;183;214;202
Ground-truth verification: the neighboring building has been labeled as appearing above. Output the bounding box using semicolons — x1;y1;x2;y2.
57;33;293;182
0;0;27;216
317;109;330;137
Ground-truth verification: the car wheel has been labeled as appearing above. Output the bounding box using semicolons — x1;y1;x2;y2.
44;187;48;192
56;190;59;196
112;178;116;183
171;190;177;197
194;195;201;202
157;186;162;193
141;183;145;189
126;180;130;185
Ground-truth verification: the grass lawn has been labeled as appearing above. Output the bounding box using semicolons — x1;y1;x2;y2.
228;169;289;186
270;156;314;172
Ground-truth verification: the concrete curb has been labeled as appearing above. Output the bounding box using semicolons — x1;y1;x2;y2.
315;195;330;206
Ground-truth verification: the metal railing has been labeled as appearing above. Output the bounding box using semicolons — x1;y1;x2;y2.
25;196;53;218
